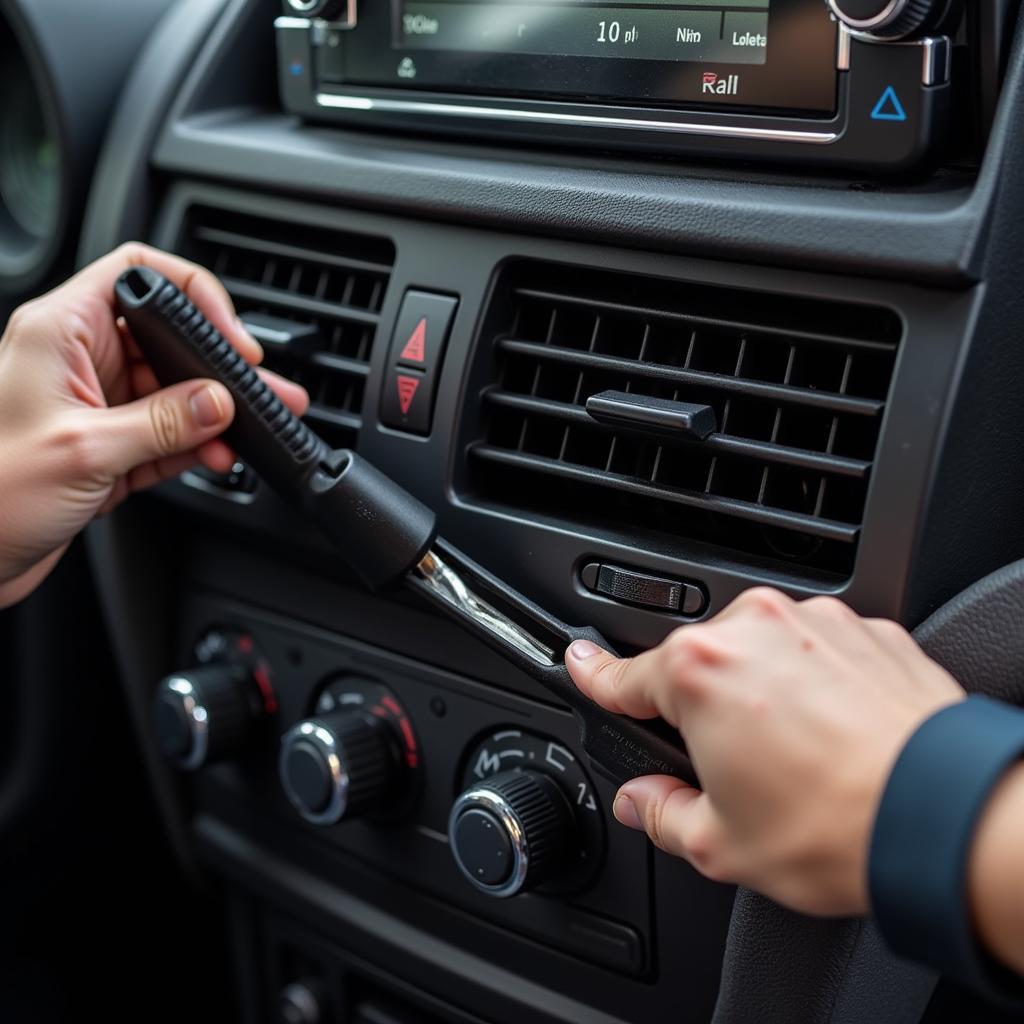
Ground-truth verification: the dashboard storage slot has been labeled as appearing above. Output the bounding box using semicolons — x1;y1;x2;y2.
180;205;395;450
467;262;902;578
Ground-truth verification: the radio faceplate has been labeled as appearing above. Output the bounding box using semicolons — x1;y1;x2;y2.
276;0;956;172
333;0;839;114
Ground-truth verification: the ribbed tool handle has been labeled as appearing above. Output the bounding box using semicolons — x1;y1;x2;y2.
115;266;438;590
114;266;326;495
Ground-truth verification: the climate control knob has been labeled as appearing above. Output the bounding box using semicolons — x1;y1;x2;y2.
449;770;574;897
279;712;401;825
153;664;264;769
827;0;953;40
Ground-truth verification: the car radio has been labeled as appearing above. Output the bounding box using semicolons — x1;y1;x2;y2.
276;0;963;171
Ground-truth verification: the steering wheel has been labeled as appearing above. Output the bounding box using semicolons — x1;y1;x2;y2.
710;560;1024;1023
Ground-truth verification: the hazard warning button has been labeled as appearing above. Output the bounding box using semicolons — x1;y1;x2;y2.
381;367;433;434
391;290;458;372
380;290;458;435
396;374;420;416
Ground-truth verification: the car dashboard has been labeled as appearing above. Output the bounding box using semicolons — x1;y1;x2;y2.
3;0;1024;1021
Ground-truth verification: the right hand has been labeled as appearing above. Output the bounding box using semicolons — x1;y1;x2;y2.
565;589;964;916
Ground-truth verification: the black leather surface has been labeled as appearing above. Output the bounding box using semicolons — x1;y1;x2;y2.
914;559;1024;706
712;558;1024;1024
713;901;938;1024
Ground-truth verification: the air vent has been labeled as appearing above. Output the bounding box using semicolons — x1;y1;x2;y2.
180;206;395;450
467;263;902;578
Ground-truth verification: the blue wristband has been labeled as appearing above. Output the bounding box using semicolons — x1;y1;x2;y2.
869;696;1024;1006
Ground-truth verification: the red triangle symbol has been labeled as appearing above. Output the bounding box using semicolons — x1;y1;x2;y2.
400;318;427;363
397;374;420;415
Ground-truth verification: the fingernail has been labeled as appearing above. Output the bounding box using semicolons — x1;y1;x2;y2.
613;794;643;831
189;384;225;428
568;639;603;661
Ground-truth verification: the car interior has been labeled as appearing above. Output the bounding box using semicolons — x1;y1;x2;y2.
2;0;1024;1021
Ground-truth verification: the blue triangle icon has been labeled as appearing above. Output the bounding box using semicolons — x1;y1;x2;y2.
871;85;907;122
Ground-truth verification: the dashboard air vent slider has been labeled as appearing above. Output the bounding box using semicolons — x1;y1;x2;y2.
585;390;716;439
239;312;320;354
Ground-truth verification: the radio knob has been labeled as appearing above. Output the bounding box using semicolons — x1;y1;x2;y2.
827;0;953;40
153;664;263;770
283;0;354;25
448;770;574;898
279;712;400;825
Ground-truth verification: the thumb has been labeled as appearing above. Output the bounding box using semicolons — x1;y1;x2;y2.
615;775;727;878
566;639;661;720
565;639;625;701
95;380;235;476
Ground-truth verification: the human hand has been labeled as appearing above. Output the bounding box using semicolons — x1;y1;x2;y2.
0;243;308;607
565;589;964;916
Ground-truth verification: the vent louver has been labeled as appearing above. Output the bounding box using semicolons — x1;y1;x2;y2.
180;206;395;450
467;264;902;578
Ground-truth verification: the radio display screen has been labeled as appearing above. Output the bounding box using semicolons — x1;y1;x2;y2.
333;0;837;115
400;0;772;65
